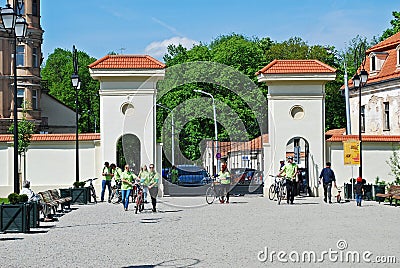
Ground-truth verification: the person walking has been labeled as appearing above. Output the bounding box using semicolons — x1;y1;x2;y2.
138;165;149;203
147;164;160;212
101;162;113;202
319;162;337;203
278;156;298;204
354;177;365;207
120;164;137;211
218;162;231;204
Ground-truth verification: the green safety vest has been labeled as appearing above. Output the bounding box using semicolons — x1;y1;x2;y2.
102;166;112;181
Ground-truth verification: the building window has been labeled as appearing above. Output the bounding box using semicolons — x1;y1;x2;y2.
32;0;38;16
16;45;25;66
32;89;38;110
371;55;376;71
17;88;25;108
32;47;38;68
361;105;365;133
384;102;390;130
398;49;400;66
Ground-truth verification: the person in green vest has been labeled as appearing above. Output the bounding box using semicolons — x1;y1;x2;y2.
138;165;149;203
121;164;137;211
278;156;298;204
170;165;179;184
148;164;160;212
101;162;113;202
110;163;122;202
218;162;231;204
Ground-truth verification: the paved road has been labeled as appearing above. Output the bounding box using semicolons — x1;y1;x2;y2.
1;195;399;267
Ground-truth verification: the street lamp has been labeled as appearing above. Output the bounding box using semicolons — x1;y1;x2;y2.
71;45;80;182
352;69;368;179
194;89;219;174
1;1;28;193
156;103;175;166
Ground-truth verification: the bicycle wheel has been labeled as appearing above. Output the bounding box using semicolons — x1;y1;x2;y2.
268;184;276;200
111;189;120;204
277;184;284;205
139;193;144;212
205;187;216;204
91;188;97;203
135;194;142;214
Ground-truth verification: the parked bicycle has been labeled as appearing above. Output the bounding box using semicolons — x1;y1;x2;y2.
84;178;98;203
268;175;287;205
110;181;122;204
205;177;225;204
132;183;144;214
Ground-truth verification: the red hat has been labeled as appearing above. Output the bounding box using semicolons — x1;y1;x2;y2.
356;177;362;182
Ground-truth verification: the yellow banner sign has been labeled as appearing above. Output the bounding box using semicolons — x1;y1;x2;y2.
343;140;360;166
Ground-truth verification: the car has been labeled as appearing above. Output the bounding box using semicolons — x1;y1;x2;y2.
176;165;211;186
230;168;257;184
251;170;263;184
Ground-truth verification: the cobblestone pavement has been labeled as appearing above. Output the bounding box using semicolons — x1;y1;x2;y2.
1;195;399;267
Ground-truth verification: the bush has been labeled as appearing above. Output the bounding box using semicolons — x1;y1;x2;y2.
18;194;28;203
7;193;20;204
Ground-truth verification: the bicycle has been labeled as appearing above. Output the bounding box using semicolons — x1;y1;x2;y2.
110;181;122;204
205;178;225;204
84;178;98;203
133;183;144;214
268;175;287;205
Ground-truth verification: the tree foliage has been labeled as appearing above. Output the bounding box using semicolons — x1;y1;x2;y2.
380;11;400;40
158;34;348;163
386;146;400;185
8;103;35;155
41;48;100;133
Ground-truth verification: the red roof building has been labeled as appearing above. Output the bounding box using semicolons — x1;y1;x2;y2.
345;32;400;136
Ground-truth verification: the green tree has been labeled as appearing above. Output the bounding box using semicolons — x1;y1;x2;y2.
8;103;36;178
386;146;400;185
380;11;400;40
41;48;100;133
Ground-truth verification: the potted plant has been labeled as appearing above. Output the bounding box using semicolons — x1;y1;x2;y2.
0;193;30;233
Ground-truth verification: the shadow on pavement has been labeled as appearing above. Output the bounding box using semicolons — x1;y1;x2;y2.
0;237;24;241
123;257;201;268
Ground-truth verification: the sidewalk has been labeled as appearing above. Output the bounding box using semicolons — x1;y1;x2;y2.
1;195;399;267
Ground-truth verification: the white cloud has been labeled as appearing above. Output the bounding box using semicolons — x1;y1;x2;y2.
145;37;199;58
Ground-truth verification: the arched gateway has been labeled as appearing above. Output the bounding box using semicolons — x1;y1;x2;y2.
257;60;336;196
89;55;165;175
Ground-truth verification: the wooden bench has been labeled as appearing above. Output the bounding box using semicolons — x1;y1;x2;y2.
49;189;72;211
376;185;400;206
392;193;400;207
38;190;71;216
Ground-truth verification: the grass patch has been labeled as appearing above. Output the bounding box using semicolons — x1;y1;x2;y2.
0;197;9;204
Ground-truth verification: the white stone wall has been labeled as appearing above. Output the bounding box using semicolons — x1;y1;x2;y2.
327;141;398;186
0;140;101;197
349;81;400;135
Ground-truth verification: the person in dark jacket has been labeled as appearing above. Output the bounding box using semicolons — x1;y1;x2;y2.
319;162;337;203
354;177;365;206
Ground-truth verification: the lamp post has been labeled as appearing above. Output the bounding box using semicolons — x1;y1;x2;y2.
352;69;368;179
194;89;219;174
156;103;175;165
71;45;80;182
1;1;28;193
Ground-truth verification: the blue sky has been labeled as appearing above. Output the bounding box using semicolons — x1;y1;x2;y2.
41;0;399;61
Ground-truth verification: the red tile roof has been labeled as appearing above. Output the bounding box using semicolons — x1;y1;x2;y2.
208;134;269;157
0;133;100;142
367;32;400;53
256;59;336;75
327;134;400;142
345;32;400;88
89;55;166;69
326;128;346;136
